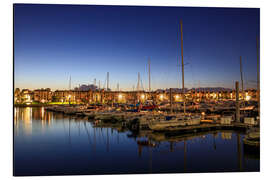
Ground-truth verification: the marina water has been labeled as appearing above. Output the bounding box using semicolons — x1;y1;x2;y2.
14;107;259;176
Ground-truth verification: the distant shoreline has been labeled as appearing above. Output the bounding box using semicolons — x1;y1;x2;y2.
14;104;50;107
14;100;84;107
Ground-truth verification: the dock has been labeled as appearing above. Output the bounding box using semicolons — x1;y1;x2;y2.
44;104;259;136
158;122;256;136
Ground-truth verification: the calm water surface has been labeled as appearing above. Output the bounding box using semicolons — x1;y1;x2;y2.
14;107;259;176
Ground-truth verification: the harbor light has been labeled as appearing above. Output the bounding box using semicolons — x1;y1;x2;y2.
245;95;251;101
159;94;164;101
118;94;123;100
27;95;30;101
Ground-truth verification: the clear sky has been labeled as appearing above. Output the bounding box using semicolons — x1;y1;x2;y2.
14;4;260;91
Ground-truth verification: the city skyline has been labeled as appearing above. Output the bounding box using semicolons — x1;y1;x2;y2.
14;4;260;91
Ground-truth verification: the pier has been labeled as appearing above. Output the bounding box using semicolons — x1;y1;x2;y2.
44;104;259;135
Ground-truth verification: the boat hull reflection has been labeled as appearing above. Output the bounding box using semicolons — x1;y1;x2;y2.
14;107;259;176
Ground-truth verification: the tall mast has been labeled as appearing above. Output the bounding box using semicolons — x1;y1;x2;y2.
240;56;244;99
257;37;260;115
137;72;140;91
69;75;71;90
107;72;109;91
180;20;186;114
148;58;151;92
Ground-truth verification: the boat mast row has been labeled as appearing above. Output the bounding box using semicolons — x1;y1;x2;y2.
148;58;151;92
180;20;186;115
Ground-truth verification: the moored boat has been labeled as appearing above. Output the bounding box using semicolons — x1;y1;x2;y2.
148;114;201;131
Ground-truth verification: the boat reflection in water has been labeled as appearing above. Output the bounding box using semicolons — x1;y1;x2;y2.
14;107;259;176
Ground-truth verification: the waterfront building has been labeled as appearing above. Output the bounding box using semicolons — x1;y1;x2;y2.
14;87;258;104
18;89;33;104
34;88;52;103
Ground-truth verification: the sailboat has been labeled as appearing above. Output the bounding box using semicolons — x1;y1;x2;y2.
148;20;201;131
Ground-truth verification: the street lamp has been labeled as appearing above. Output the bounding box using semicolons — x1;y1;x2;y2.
118;94;123;99
118;94;123;103
159;94;164;101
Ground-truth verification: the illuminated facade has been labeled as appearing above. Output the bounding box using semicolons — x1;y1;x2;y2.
14;88;258;104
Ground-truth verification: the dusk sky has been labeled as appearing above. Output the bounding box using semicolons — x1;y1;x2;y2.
14;4;260;91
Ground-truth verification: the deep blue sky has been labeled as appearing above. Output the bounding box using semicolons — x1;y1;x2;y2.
14;4;260;91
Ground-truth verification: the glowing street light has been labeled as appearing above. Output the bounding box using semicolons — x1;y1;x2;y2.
159;94;164;101
26;95;30;101
118;94;123;100
245;94;251;101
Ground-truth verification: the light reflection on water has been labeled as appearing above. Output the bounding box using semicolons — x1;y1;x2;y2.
14;107;259;176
